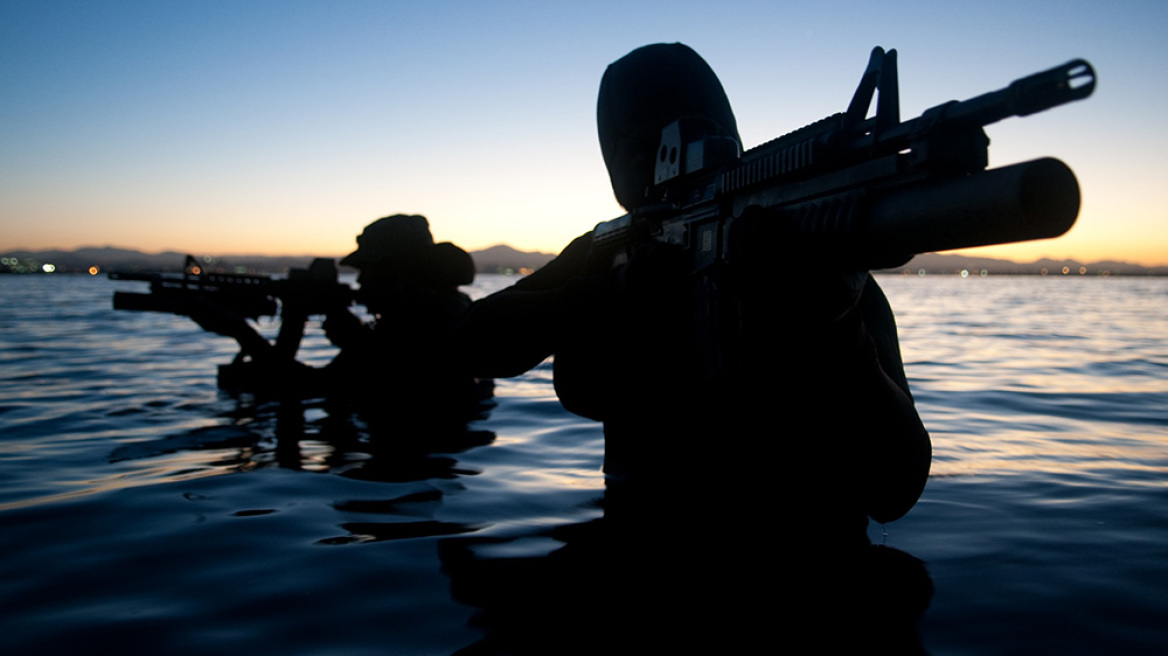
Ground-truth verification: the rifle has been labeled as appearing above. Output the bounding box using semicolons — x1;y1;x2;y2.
587;47;1094;381
110;255;351;318
110;255;353;368
591;47;1095;269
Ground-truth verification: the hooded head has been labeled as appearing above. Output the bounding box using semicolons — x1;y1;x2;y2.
597;43;740;210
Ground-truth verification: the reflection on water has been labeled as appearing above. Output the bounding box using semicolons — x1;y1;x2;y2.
0;273;1166;654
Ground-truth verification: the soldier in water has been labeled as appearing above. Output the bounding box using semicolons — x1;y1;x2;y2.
194;214;481;414
455;43;930;539
447;43;933;653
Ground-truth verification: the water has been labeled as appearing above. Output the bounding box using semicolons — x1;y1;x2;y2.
1;272;1165;654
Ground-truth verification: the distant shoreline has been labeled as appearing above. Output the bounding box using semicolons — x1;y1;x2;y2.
2;245;1165;276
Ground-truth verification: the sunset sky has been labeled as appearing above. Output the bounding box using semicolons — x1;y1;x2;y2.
3;1;1165;265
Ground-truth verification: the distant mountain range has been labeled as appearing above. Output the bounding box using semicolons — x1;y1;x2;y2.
464;244;557;274
0;244;557;275
1;244;1164;276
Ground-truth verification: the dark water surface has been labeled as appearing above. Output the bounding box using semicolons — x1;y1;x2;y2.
1;273;1165;654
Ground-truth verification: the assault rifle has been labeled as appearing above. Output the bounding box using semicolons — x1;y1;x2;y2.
591;47;1095;269
110;255;352;373
110;255;351;319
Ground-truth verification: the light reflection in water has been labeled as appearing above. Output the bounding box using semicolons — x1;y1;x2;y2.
0;273;1166;654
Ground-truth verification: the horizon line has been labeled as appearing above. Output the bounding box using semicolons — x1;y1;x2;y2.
3;243;1167;269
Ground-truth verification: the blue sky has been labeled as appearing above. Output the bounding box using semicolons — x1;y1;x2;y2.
3;0;1165;264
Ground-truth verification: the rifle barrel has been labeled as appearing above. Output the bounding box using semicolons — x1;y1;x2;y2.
880;60;1096;146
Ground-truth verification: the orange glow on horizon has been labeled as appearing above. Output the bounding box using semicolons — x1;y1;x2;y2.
5;228;1167;267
